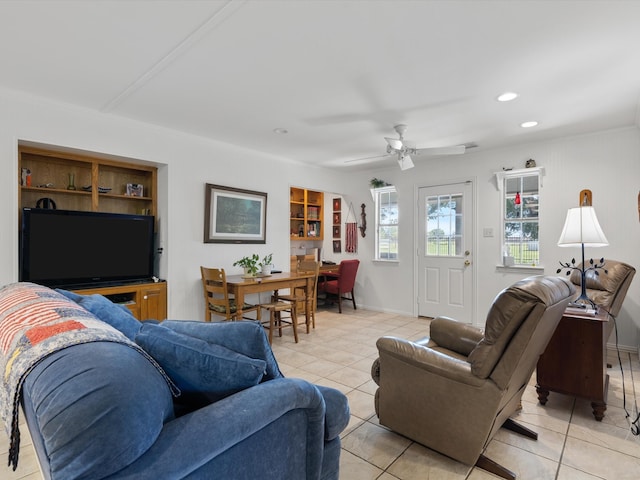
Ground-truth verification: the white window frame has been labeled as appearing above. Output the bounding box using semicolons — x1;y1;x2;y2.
495;167;544;268
373;186;398;261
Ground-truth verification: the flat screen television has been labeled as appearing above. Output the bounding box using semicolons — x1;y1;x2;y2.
20;208;156;289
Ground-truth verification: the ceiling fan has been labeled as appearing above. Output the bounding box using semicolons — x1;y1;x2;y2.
347;124;466;170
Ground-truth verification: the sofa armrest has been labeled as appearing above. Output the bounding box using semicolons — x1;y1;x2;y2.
315;385;350;440
109;378;328;479
429;316;483;356
376;336;484;387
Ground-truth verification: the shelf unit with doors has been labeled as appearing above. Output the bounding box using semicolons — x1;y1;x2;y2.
290;187;324;240
18;144;166;321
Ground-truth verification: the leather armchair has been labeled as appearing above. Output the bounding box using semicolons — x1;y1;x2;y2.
569;259;635;319
371;275;574;480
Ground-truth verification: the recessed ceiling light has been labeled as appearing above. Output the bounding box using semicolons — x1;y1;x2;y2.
520;121;538;128
497;92;518;102
273;128;288;134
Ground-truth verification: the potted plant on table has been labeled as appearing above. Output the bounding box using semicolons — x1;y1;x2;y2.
233;254;260;277
259;253;274;275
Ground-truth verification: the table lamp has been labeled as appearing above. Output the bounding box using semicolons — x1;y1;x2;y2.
557;206;608;308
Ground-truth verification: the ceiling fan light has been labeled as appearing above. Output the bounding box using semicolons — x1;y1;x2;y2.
385;137;403;150
398;154;414;171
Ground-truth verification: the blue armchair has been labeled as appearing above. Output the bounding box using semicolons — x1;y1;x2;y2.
12;285;349;480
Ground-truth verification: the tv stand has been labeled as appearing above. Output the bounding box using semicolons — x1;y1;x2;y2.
71;281;167;321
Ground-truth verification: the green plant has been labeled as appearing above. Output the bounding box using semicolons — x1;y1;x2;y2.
233;254;260;275
370;178;387;188
259;253;273;268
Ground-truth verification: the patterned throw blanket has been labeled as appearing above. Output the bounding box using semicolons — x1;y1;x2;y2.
0;282;177;470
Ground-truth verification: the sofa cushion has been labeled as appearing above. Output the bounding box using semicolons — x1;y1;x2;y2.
162;320;283;380
135;323;267;404
57;289;142;340
22;342;174;480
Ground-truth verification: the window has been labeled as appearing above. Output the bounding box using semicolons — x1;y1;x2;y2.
426;193;463;257
374;186;398;260
501;170;541;266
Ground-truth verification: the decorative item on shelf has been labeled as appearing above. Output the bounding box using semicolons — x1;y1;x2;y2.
67;173;76;190
259;253;273;275
21;168;31;186
126;183;144;197
359;203;366;238
557;205;609;308
233;254;260;277
525;158;536;168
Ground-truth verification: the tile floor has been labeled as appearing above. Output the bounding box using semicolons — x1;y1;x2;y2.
2;305;639;479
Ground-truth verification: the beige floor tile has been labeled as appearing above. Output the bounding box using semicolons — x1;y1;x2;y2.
556;464;604;480
561;436;640;479
386;442;470;480
326;365;372;389
345;389;376;420
479;440;559;480
339;450;384;480
341;421;412;470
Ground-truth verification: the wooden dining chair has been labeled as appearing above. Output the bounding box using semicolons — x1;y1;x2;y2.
260;300;299;344
275;260;320;333
200;266;261;322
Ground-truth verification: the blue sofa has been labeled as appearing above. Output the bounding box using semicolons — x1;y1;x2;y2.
2;283;349;479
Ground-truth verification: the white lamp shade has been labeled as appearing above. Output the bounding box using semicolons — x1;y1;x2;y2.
558;206;608;247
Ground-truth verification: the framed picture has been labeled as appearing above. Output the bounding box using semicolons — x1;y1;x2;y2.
333;197;341;211
333;240;341;253
333;212;341;225
204;183;267;244
333;225;341;238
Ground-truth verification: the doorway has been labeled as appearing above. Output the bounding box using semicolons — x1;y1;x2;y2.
417;181;474;323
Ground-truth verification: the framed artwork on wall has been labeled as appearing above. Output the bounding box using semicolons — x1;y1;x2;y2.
333;212;341;225
204;183;267;243
333;225;341;238
333;198;341;211
333;240;341;253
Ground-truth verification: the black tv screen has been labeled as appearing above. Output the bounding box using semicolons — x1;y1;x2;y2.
20;208;155;288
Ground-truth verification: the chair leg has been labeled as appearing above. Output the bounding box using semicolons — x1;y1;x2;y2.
475;455;516;480
351;288;356;310
337;292;343;313
291;304;299;343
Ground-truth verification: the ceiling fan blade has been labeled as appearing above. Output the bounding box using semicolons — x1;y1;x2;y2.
414;145;466;156
397;154;414;171
384;137;403;151
344;153;390;164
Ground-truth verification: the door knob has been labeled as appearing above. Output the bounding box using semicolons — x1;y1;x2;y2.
465;250;470;256
464;260;471;266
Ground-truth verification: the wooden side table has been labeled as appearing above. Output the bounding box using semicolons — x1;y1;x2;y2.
535;308;610;421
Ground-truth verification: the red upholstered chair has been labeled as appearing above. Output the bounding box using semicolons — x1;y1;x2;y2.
318;259;360;313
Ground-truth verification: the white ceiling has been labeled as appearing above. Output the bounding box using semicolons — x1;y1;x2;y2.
1;0;639;171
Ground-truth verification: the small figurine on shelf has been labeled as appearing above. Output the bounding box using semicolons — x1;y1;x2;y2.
67;173;76;190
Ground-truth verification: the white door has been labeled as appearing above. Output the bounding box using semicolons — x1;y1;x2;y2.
418;181;474;323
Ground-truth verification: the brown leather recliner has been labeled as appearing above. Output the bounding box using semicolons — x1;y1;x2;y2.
371;275;575;480
569;259;635;324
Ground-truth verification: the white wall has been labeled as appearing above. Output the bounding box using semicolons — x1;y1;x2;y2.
1;87;638;350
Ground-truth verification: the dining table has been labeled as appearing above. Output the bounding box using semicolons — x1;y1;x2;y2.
225;271;315;326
